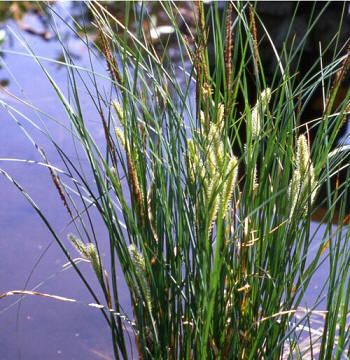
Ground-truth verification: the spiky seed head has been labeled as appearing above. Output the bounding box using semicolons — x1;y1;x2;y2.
206;173;221;231
69;234;102;282
296;135;309;175
187;139;202;182
217;103;225;130
289;135;317;219
86;243;102;280
260;88;271;106
187;139;196;159
207;124;217;147
115;127;126;149
251;88;271;138
208;123;225;170
221;156;238;217
207;123;224;167
128;244;151;311
199;110;208;133
113;101;124;123
202;82;213;100
251;107;260;138
207;147;217;177
297;135;317;215
69;234;88;258
288;168;301;218
129;244;146;273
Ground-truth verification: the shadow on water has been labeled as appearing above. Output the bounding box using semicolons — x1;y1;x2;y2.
0;2;349;359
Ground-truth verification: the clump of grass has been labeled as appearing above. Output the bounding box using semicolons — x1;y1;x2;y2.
1;1;350;359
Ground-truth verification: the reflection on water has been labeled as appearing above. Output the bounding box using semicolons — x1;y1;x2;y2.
0;3;119;359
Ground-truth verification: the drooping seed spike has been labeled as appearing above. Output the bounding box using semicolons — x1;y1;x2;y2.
69;234;102;283
113;101;124;124
115;127;126;149
128;244;151;311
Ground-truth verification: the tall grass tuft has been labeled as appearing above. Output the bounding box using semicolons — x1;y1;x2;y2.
1;1;350;359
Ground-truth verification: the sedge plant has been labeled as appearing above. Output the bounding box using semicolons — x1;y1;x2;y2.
1;1;350;359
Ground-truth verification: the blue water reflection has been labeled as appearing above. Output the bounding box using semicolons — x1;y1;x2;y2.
0;5;119;359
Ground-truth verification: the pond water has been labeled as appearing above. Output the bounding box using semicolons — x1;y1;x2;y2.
0;3;349;360
0;4;120;359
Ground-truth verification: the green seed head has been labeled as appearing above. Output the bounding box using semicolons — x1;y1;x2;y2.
69;234;102;282
289;134;317;219
217;103;225;130
128;244;152;311
113;101;124;123
251;88;271;138
115;127;126;149
129;244;146;273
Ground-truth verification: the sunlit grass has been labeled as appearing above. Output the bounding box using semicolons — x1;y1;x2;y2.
1;1;349;359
